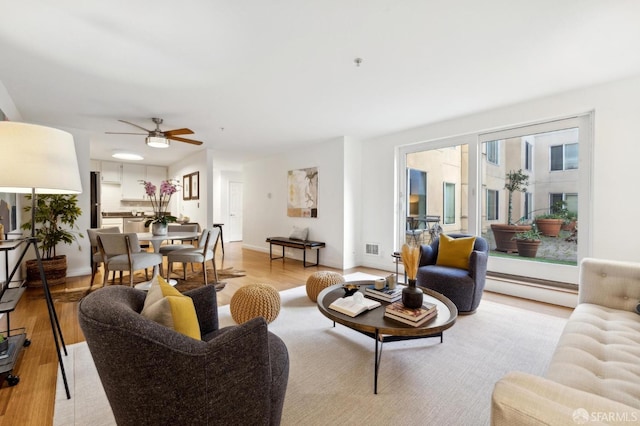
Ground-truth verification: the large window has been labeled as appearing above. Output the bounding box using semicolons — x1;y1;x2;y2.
550;143;578;171
398;114;592;286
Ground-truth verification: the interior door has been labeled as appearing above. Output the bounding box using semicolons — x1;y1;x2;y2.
228;181;243;241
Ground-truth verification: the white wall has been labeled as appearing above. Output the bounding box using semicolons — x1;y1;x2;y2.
168;150;210;230
243;137;348;268
359;74;640;273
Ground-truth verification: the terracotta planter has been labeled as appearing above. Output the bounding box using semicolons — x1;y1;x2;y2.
561;220;577;232
536;218;563;237
515;239;541;258
490;224;532;253
25;255;67;287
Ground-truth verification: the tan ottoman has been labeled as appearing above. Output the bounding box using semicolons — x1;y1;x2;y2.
306;271;345;302
230;283;281;324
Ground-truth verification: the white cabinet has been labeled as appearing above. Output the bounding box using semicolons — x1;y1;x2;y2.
146;165;166;183
121;164;168;200
121;164;146;200
89;159;100;172
101;161;122;183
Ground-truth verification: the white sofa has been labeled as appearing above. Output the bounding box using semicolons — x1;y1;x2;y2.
492;257;640;425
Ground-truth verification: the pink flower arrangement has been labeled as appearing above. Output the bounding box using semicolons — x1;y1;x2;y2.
141;179;180;226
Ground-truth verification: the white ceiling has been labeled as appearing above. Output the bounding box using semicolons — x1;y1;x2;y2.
1;0;640;166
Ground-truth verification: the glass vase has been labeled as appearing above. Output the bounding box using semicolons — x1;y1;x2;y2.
402;278;423;309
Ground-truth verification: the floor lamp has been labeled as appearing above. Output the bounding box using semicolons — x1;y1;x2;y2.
0;122;83;399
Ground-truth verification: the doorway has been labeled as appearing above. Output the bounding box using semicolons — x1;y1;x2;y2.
228;181;243;241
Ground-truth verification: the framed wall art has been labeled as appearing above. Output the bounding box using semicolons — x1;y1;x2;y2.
183;174;191;200
287;166;318;217
189;171;199;200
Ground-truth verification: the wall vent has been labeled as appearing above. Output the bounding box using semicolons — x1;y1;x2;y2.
365;243;380;256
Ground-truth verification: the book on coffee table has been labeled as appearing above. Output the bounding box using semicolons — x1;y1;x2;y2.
385;301;437;321
384;309;437;327
329;294;381;317
364;285;405;302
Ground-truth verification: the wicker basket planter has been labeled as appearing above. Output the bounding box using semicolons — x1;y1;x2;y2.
25;255;67;287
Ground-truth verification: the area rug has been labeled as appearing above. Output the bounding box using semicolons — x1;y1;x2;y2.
54;286;567;426
46;267;243;303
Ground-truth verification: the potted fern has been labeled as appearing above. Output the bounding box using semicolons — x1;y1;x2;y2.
490;169;532;253
21;194;83;287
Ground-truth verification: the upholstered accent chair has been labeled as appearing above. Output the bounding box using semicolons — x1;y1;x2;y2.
78;284;290;426
416;233;489;314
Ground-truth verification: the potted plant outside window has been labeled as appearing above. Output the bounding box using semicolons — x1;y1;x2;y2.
535;201;568;237
490;169;532;253
513;228;542;258
21;194;83;287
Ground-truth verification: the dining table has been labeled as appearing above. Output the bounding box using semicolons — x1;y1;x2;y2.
134;231;200;290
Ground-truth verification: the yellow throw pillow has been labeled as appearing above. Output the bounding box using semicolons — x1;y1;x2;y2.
141;275;201;340
436;234;476;270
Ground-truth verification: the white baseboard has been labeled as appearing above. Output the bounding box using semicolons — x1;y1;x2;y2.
485;276;578;308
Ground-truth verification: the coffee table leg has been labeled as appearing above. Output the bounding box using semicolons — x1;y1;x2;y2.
374;330;384;394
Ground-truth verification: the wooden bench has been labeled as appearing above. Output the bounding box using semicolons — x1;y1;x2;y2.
266;237;326;268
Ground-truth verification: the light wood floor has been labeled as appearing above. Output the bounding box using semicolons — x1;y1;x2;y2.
0;242;572;426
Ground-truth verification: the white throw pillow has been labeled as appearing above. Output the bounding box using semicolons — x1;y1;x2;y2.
289;226;308;241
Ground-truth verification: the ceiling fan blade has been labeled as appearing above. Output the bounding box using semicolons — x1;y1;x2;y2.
118;119;152;133
164;128;194;136
167;135;203;145
105;131;148;135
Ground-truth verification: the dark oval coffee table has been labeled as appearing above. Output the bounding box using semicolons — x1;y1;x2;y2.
317;283;458;394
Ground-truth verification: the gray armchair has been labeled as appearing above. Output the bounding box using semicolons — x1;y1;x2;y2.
416;233;489;314
78;285;289;426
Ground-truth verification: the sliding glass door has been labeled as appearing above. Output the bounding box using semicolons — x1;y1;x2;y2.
397;115;592;284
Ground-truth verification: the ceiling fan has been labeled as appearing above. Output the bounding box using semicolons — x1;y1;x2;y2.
106;117;203;148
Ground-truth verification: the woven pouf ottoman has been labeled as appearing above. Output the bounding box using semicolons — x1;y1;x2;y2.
306;271;345;302
230;283;281;324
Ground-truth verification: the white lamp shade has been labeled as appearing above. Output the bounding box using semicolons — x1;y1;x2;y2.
0;122;82;194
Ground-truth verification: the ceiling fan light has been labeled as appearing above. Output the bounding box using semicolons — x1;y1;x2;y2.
112;151;144;161
146;136;170;148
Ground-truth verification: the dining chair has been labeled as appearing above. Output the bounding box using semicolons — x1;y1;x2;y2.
167;227;220;285
159;224;199;275
87;227;121;284
97;232;163;287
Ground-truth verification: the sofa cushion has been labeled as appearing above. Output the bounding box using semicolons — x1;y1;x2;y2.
546;303;640;410
141;275;201;340
436;234;476;270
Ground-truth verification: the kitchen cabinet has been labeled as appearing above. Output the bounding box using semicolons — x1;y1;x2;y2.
101;161;122;183
121;164;167;200
145;165;166;184
121;164;146;200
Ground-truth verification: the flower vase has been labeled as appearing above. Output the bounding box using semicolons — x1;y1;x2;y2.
152;223;168;236
402;278;423;309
